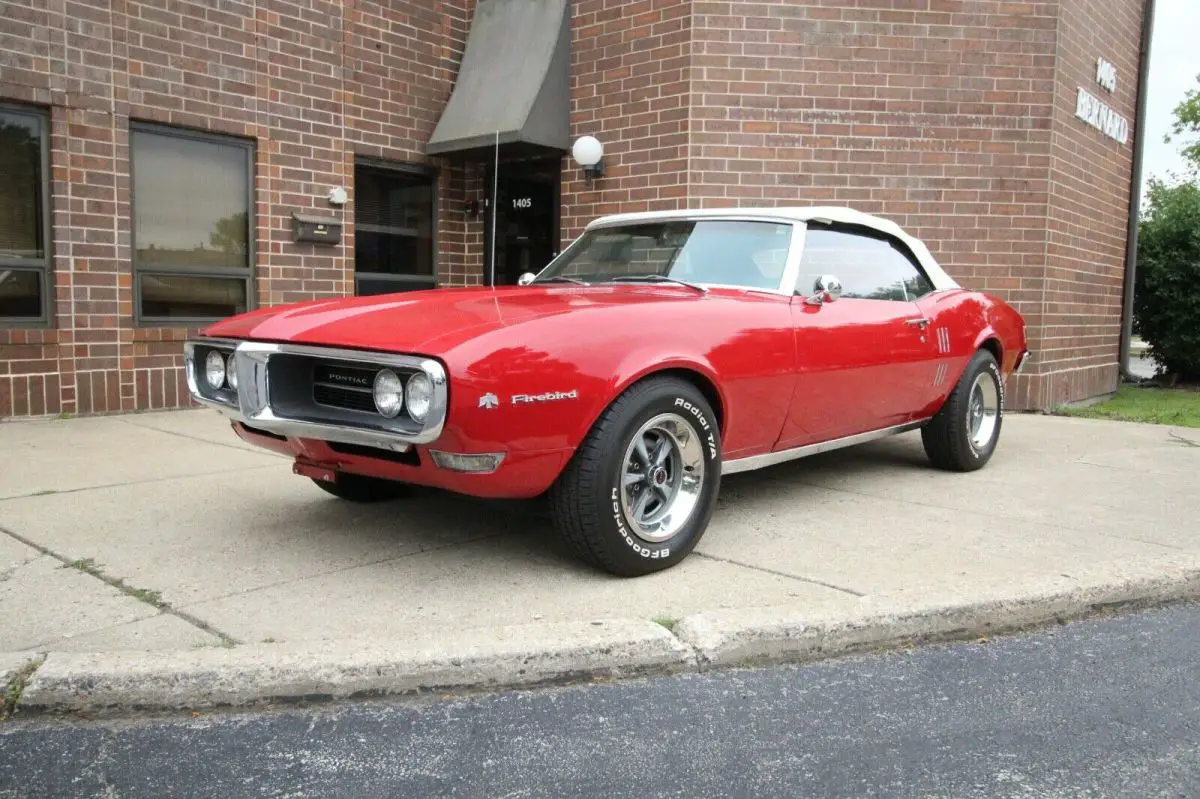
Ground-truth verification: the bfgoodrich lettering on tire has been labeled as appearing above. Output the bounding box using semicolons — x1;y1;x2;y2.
549;376;722;577
921;348;1004;472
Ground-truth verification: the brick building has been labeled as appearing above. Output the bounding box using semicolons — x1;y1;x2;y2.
0;0;1149;418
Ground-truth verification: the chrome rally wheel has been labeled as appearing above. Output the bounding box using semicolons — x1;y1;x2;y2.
619;413;707;544
966;368;1001;456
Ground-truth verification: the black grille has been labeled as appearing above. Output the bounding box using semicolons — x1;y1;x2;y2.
265;353;424;429
312;362;382;414
313;383;378;413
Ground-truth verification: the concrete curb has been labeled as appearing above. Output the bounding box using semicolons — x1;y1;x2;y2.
6;561;1200;718
15;618;692;715
674;560;1200;667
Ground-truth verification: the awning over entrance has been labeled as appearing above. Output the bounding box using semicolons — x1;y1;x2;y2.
426;0;572;158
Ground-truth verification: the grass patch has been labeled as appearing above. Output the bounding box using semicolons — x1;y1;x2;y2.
1057;385;1200;428
62;558;166;610
2;658;43;722
192;638;237;650
123;585;165;607
651;616;680;632
64;557;102;577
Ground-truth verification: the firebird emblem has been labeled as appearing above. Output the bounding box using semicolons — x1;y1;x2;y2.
479;393;499;410
512;390;579;405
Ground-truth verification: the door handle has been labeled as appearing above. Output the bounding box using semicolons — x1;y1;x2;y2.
905;318;930;328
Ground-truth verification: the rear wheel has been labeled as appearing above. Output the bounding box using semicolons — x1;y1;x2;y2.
311;473;414;502
549;376;722;577
922;348;1004;472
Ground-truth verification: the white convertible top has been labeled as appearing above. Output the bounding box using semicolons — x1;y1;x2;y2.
585;205;961;292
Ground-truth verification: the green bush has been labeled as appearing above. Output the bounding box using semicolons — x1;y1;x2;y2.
1134;176;1200;383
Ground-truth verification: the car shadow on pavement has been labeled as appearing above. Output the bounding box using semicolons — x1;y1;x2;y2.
278;482;591;574
209;432;934;598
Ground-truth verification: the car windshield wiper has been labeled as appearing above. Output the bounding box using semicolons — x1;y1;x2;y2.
608;274;708;294
536;276;590;286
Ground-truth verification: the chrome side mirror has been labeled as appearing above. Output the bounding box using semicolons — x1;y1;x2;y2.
518;272;537;286
805;274;843;306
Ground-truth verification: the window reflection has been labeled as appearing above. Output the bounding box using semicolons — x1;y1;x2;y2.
543;220;793;291
0;106;48;322
353;163;435;295
131;125;254;321
798;227;935;301
0;269;41;318
139;274;247;319
132;129;249;269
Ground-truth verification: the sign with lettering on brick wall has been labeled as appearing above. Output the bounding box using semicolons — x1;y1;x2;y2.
1076;56;1129;145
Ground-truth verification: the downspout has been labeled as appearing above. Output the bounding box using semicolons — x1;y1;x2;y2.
1118;0;1158;381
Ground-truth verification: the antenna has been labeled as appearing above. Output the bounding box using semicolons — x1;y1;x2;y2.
489;130;499;287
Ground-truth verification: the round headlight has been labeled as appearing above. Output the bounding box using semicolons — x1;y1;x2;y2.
406;372;434;422
372;369;404;418
224;353;238;390
205;351;226;390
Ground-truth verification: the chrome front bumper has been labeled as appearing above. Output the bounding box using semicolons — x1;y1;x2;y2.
183;339;449;451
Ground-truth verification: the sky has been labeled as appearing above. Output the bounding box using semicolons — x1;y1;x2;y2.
1139;0;1199;192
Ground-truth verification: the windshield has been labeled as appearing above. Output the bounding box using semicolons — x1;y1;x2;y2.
534;219;794;291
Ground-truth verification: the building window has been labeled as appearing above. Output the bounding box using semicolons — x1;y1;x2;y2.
131;123;254;323
0;104;51;325
354;160;437;296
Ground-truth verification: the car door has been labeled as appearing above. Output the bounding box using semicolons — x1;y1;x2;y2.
774;224;941;449
895;240;964;419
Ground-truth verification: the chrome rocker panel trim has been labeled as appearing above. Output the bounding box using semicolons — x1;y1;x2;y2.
184;339;449;450
722;419;930;475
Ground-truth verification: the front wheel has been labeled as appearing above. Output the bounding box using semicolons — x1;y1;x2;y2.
921;348;1004;472
549;376;722;577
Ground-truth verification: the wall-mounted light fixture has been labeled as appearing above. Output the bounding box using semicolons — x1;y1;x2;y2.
571;135;605;186
465;198;486;218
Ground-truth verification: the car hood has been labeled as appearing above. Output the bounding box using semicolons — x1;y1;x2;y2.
201;285;706;355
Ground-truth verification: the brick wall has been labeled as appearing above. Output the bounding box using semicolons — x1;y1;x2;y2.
1;0;1147;418
1032;0;1142;409
0;0;474;418
682;0;1066;410
560;0;695;240
683;0;1146;411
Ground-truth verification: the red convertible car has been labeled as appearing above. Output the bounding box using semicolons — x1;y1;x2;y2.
185;206;1029;577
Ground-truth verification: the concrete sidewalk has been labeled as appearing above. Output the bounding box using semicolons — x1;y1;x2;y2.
2;407;1199;715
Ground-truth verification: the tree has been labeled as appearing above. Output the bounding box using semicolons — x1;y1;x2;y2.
1134;175;1200;383
209;211;248;264
1165;72;1200;175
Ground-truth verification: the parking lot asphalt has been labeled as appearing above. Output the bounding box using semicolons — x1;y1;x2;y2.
2;405;1198;714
